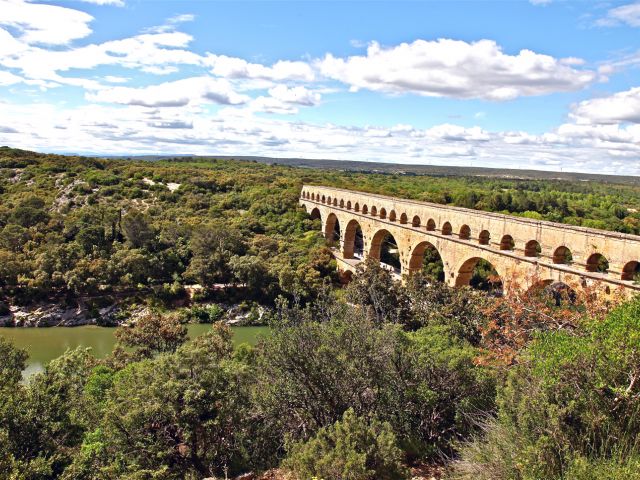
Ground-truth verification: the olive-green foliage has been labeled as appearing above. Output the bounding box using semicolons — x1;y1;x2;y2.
284;408;408;480
453;296;640;480
255;305;495;462
113;310;187;360
68;325;251;479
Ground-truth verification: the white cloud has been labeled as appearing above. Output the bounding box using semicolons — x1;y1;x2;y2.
206;54;315;82
596;2;640;27
318;39;596;101
571;87;640;124
104;75;128;83
86;76;249;107
0;0;93;45
0;70;22;86
168;14;195;24
268;85;321;106
77;0;124;5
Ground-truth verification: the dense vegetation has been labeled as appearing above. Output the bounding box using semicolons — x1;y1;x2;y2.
1;147;640;479
2;146;640;313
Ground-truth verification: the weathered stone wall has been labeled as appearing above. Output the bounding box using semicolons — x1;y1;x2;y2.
300;185;640;296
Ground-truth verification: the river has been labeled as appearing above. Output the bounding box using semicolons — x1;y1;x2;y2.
0;325;270;377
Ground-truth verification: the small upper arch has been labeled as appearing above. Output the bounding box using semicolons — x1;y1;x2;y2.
389;210;396;222
379;208;387;219
553;246;572;265
500;234;515;251
586;253;609;274
622;261;640;281
332;198;338;206
400;213;408;224
479;230;490;245
412;215;421;228
525;240;541;257
371;206;378;216
347;200;352;210
459;225;471;240
362;204;369;214
321;195;326;203
427;219;436;231
442;222;452;235
354;202;360;212
339;199;345;208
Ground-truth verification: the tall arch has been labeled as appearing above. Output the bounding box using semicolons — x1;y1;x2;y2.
309;207;321;220
311;193;315;201
400;213;408;224
479;230;490;245
525;240;541;257
442;222;452;235
408;241;445;282
427;219;436;231
343;219;364;259
459;225;471;240
622;261;640;281
553;246;572;265
412;216;421;228
586;253;609;274
324;213;340;244
369;229;401;273
327;196;331;205
456;257;503;295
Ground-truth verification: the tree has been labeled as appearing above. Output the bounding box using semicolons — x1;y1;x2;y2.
114;310;187;360
121;209;155;249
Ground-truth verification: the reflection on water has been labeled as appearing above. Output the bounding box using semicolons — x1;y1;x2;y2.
0;324;269;377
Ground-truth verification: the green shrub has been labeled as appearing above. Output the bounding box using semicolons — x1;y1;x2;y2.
188;303;225;323
452;296;640;479
284;409;408;480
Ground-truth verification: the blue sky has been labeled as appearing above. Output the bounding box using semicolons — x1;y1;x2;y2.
1;0;640;174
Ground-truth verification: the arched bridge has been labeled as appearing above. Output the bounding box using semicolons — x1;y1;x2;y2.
300;185;640;295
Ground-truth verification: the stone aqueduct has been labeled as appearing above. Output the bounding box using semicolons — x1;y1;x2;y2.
300;185;640;295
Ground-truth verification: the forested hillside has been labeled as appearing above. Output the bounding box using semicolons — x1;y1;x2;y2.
1;147;640;479
2;146;640;314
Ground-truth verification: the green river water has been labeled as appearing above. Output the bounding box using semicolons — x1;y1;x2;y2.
0;325;270;377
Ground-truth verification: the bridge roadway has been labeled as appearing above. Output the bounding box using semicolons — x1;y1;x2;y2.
299;185;640;295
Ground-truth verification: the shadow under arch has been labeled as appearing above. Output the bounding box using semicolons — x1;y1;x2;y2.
408;241;445;282
455;256;503;295
343;219;364;259
324;213;341;245
309;207;321;220
369;228;401;273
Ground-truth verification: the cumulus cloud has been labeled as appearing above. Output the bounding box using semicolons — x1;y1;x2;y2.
596;2;640;27
86;76;249;107
205;54;315;82
571;87;640;124
268;85;321;106
318;39;596;101
77;0;124;5
0;0;94;45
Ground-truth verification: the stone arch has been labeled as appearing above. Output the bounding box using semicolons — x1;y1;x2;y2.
427;219;436;231
389;210;396;222
479;230;490;245
586;253;609;274
347;201;352;210
500;234;515;251
309;207;321;220
332;198;338;206
525;240;541;257
459;224;471;240
455;257;503;294
553;246;572;264
343;219;364;259
324;213;341;243
339;199;344;208
362;204;368;214
442;222;452;235
321;195;326;203
408;241;445;282
622;261;640;281
311;193;315;201
400;213;408;224
380;208;387;219
354;202;360;212
327;196;331;205
412;215;421;228
369;229;401;272
371;206;377;216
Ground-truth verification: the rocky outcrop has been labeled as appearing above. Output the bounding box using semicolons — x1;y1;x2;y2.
0;304;120;327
